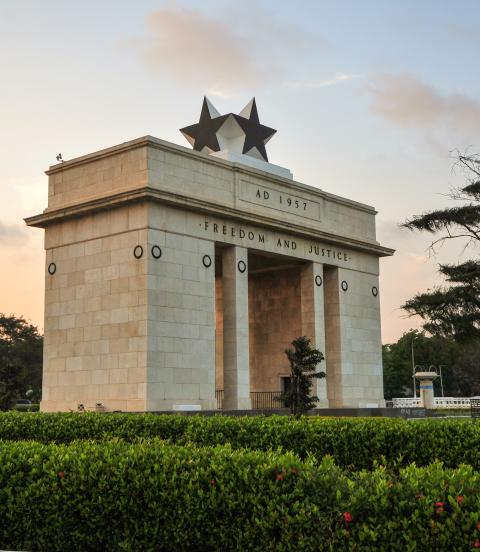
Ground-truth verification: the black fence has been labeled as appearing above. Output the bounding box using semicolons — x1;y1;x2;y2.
215;390;224;410
215;390;284;410
471;398;480;419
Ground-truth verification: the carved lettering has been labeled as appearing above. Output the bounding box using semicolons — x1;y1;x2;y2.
201;220;349;262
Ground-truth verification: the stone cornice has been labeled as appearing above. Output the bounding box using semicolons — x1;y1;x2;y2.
25;187;395;257
45;135;377;216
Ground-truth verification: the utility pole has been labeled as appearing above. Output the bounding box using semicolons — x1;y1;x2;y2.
411;336;417;399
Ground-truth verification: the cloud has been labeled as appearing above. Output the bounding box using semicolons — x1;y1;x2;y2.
0;221;27;243
285;73;362;89
366;73;480;139
135;4;326;96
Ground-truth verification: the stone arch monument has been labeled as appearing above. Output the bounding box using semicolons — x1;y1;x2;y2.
25;98;394;412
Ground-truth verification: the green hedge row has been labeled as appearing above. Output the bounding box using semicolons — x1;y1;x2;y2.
1;439;480;551
1;412;479;469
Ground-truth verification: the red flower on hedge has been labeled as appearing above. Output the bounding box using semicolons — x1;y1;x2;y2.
474;539;480;549
277;473;283;482
58;471;65;479
210;479;216;487
457;495;464;506
343;512;353;523
435;501;444;515
477;522;480;531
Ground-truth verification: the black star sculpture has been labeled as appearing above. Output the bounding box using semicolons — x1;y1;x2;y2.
180;97;228;154
180;97;276;162
234;98;276;162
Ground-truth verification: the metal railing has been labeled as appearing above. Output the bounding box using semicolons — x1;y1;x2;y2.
251;391;284;410
215;389;224;410
215;390;284;410
392;397;472;409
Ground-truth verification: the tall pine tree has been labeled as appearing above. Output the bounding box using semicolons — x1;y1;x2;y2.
402;153;480;342
278;336;325;417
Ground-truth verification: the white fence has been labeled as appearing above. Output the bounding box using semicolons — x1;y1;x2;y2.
391;397;472;409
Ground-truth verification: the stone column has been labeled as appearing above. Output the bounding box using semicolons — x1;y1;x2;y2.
300;262;328;407
323;267;343;407
324;266;385;408
222;246;251;410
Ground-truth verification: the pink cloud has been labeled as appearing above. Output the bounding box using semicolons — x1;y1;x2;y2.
367;73;480;139
134;4;325;96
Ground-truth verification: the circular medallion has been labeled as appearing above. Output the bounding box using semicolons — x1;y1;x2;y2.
48;262;56;275
341;280;348;292
202;254;212;268
151;245;162;259
237;260;247;273
372;286;378;297
315;275;323;287
133;245;143;259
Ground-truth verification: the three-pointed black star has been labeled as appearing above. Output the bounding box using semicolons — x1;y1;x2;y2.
234;98;276;162
180;97;228;153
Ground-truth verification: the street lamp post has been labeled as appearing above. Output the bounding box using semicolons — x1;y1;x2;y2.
439;365;446;397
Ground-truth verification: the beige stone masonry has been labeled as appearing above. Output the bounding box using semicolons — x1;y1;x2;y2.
324;266;384;408
26;135;393;412
222;246;251;410
300;262;327;407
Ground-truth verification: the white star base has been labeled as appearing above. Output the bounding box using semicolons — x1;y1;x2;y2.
211;150;293;180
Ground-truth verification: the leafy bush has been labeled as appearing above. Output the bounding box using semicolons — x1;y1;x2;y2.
1;412;480;470
0;439;479;551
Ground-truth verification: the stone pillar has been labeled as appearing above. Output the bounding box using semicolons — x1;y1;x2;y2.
222;246;251;410
323;267;343;407
415;372;438;409
300;262;327;407
324;266;385;408
146;229;217;411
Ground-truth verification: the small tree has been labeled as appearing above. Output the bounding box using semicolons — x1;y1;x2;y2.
278;336;325;417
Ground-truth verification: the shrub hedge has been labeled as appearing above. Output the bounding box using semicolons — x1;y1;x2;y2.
1;412;479;469
0;439;480;551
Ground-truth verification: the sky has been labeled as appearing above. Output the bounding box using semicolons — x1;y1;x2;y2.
1;0;480;343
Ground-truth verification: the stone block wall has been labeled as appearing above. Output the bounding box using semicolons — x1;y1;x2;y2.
42;204;149;411
145;227;216;410
47;145;148;210
324;266;384;408
248;268;302;391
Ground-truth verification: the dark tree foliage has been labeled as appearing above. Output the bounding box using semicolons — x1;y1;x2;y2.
402;153;480;341
277;336;325;417
0;314;43;410
382;330;457;399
